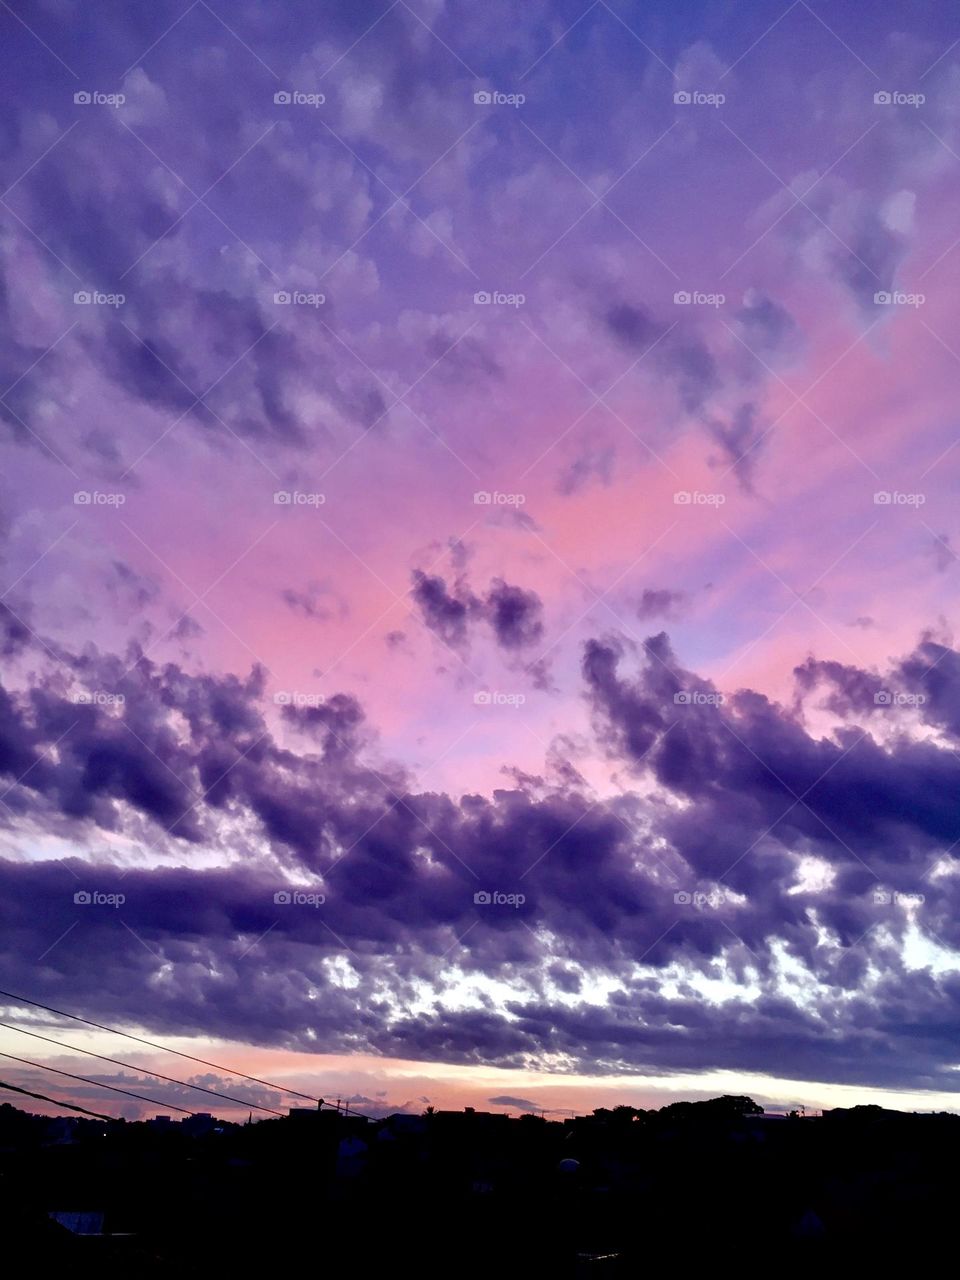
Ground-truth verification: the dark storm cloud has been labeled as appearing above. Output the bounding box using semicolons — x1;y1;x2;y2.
2;621;960;1089
583;631;960;907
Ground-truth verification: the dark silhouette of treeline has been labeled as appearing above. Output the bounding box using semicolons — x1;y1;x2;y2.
1;1092;956;1274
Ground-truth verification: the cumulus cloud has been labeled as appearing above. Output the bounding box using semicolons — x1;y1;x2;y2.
483;578;544;650
0;619;959;1091
410;569;544;653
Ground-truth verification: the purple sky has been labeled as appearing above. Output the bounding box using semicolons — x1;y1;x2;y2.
3;0;960;1118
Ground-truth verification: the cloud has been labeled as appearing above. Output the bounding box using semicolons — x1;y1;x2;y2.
0;621;959;1090
735;290;797;355
929;533;957;573
483;578;544;650
410;570;544;652
636;588;686;622
410;569;478;649
280;582;348;622
706;401;765;491
556;443;616;496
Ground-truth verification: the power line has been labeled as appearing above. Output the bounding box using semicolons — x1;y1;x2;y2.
0;1076;112;1120
0;987;318;1102
0;1049;196;1115
0;1021;286;1116
0;987;371;1121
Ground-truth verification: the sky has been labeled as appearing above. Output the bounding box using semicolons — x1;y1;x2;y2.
3;0;960;1121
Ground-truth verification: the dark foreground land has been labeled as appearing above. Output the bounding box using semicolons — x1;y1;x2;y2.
1;1094;956;1274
